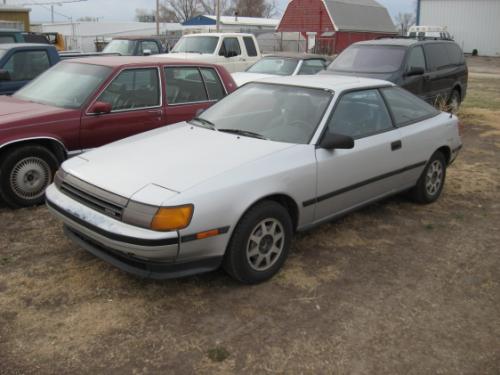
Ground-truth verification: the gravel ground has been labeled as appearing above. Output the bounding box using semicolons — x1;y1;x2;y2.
0;59;499;375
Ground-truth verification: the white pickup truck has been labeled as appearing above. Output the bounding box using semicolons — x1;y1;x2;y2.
164;33;262;73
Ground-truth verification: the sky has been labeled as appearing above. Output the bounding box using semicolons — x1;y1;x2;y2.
13;0;416;23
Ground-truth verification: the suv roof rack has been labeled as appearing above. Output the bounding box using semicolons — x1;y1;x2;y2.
375;35;454;41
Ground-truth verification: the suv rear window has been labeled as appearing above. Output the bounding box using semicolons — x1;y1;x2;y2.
329;45;406;73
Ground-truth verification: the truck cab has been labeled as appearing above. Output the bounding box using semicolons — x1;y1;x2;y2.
167;33;261;73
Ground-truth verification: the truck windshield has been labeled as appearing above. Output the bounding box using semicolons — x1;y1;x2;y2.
14;62;111;109
171;36;219;54
247;57;299;76
329;45;406;73
103;39;136;55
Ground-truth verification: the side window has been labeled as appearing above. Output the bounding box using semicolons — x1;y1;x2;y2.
97;68;160;111
219;38;241;57
381;87;439;126
141;41;160;55
445;44;464;65
243;36;258;57
406;46;426;71
3;50;50;81
165;67;208;104
327;89;393;139
200;68;225;101
298;59;326;75
424;43;451;70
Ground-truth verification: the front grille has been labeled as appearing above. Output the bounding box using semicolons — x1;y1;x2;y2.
60;181;124;220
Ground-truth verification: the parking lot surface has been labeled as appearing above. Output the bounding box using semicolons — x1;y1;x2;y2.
1;58;499;374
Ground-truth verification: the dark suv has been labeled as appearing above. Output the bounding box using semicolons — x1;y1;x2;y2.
323;38;468;112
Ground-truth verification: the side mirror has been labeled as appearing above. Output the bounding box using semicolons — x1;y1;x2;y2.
143;49;152;56
319;132;354;150
90;101;112;115
0;69;11;81
405;66;425;77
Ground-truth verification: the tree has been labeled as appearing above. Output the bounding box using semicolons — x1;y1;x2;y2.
162;0;200;22
395;12;416;35
135;8;156;23
232;0;276;17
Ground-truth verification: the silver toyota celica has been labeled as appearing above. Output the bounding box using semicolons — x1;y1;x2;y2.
46;75;462;284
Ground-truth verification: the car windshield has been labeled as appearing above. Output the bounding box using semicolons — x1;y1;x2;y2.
246;57;299;76
171;36;219;54
197;82;333;144
103;39;136;55
14;62;111;109
329;45;406;73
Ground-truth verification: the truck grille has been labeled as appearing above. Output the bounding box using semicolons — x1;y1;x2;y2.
60;181;124;220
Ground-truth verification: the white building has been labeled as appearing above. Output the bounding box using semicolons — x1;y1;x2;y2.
417;0;500;56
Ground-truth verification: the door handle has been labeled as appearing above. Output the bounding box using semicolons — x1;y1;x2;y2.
391;140;402;151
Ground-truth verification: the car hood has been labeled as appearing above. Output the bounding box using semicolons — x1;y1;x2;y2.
63;123;294;201
0;96;71;128
320;69;395;82
232;72;277;86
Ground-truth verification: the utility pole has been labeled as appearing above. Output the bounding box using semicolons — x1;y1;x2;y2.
156;0;160;35
216;0;220;32
51;4;54;23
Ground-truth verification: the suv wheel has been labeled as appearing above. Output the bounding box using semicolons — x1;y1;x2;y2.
223;201;293;284
447;90;461;114
0;145;59;208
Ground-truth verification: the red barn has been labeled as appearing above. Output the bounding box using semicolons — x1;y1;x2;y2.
277;0;397;54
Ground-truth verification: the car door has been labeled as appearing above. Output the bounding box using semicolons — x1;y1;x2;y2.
217;37;244;73
313;89;405;221
0;49;51;95
80;66;164;149
401;45;428;99
164;66;226;124
422;43;454;105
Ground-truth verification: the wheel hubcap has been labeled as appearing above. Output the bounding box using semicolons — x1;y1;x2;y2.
10;157;51;200
246;218;285;271
425;160;443;196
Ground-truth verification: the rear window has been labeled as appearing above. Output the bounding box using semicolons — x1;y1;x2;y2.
424;43;452;70
381;87;439;126
243;36;258;57
329;45;406;73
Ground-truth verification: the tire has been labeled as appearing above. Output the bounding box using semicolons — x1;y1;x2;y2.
410;151;447;204
447;89;461;114
0;145;59;208
223;201;293;284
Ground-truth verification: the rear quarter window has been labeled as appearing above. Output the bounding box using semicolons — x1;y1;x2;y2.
243;37;258;57
424;43;452;70
381;87;439;126
445;43;465;65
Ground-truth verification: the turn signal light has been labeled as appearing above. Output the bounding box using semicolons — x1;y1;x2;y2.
150;205;194;231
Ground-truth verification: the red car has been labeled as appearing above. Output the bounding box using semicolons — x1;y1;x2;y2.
0;56;236;207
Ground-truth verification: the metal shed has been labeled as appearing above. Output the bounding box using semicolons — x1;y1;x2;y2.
277;0;396;54
417;0;500;57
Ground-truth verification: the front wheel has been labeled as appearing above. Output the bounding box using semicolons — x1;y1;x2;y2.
223;201;293;284
0;145;59;208
410;151;447;204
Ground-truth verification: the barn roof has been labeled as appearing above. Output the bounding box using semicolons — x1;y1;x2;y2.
325;0;396;33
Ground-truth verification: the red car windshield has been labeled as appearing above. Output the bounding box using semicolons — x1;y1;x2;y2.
14;62;111;109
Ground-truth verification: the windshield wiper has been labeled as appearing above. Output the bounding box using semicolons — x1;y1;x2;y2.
189;117;216;130
218;128;268;140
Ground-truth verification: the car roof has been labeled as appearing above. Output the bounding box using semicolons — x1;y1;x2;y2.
65;55;220;68
254;75;394;92
262;52;331;60
354;38;457;47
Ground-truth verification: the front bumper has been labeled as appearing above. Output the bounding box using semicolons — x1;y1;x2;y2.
46;184;222;279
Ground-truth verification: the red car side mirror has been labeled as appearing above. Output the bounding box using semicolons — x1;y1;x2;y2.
91;101;112;114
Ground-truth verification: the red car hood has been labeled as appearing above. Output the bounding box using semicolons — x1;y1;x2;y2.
0;96;73;129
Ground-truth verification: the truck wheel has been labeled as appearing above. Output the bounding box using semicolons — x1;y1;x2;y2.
410;151;447;204
223;201;293;284
0;145;59;208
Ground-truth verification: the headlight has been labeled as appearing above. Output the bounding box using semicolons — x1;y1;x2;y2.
150;204;194;231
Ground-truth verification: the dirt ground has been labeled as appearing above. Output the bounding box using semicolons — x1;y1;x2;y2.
1;59;499;375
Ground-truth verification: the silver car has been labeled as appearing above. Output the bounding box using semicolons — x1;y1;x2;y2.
46;75;462;284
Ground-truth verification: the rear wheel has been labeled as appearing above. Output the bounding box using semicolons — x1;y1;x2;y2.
447;89;461;114
410;151;447;204
223;201;293;284
0;145;59;208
